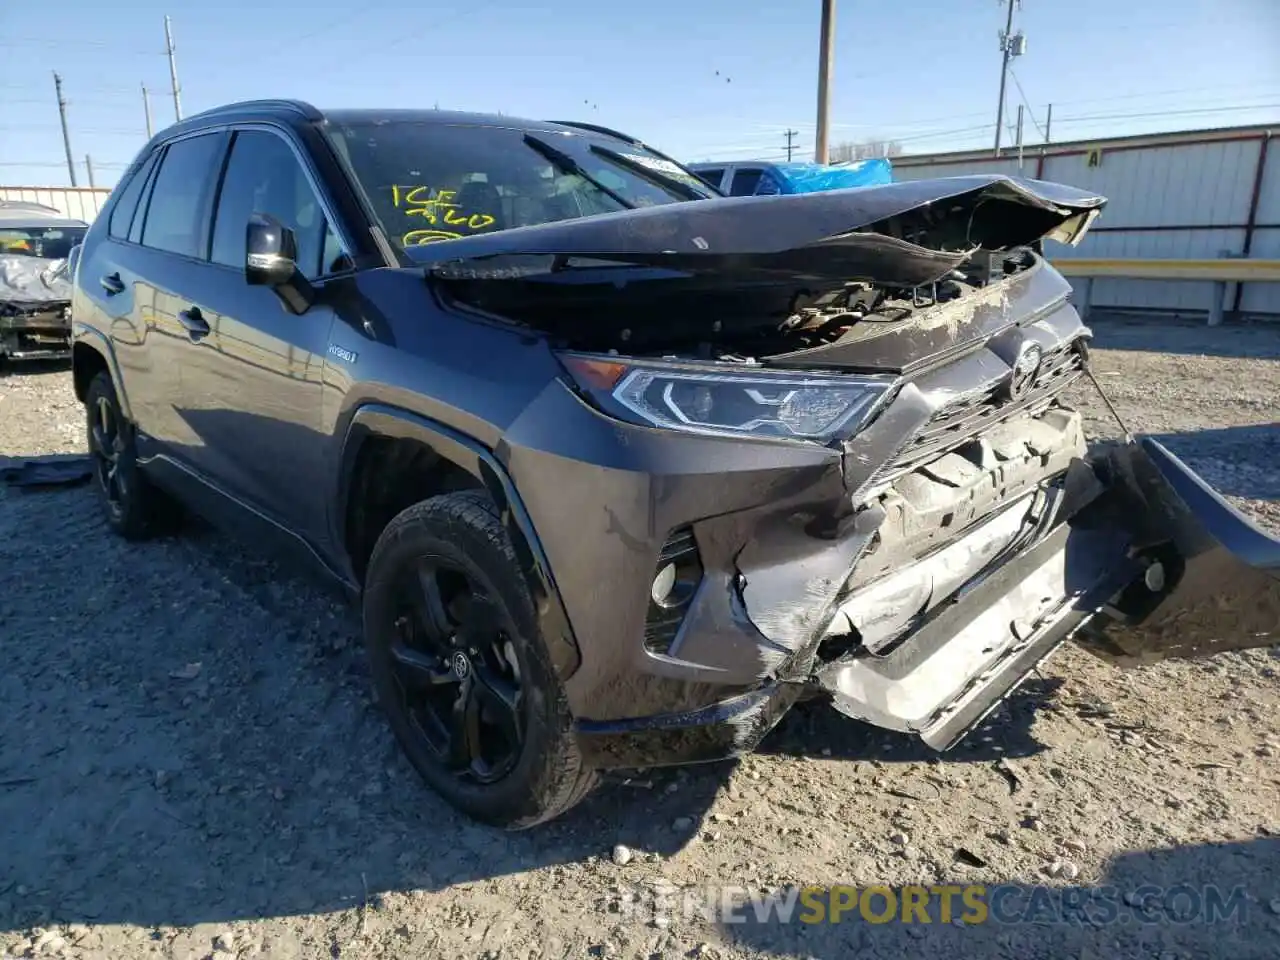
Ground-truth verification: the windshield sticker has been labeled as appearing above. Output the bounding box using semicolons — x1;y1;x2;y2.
390;185;497;246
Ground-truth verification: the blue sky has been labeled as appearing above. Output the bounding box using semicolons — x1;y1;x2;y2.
2;0;1278;188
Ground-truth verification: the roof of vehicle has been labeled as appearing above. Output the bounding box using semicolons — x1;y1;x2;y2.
687;161;778;170
0;201;89;229
169;100;647;146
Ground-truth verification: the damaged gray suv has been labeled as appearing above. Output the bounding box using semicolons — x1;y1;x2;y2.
69;100;1280;827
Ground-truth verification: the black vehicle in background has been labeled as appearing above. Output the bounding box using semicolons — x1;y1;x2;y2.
69;100;1279;827
0;201;87;362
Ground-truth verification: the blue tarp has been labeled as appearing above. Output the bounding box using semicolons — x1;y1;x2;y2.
769;158;894;193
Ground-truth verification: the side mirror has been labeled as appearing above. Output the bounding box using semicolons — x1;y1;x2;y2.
245;212;313;313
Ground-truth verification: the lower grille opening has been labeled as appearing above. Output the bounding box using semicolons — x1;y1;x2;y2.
642;527;702;655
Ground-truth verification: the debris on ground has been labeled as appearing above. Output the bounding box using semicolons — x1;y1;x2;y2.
1;322;1278;957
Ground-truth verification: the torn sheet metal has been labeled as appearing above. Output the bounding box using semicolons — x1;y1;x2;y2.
0;255;73;307
817;520;1129;747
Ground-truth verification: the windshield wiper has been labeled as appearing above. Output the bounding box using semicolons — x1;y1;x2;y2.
588;145;711;201
522;134;635;210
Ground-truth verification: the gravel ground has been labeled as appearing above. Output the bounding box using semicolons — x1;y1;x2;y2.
1;316;1278;960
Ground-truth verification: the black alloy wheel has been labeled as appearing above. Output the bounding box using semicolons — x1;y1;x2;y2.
84;370;174;539
362;492;599;827
89;390;128;521
388;559;526;784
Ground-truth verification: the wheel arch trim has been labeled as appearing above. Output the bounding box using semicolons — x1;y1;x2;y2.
336;402;582;681
71;323;133;422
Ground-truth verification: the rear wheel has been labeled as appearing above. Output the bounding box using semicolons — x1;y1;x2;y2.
362;491;597;828
84;371;176;539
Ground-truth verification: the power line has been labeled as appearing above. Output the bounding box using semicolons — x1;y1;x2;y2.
1055;103;1280;124
0;38;163;55
0;124;149;135
1051;80;1280;109
0;160;129;168
0;79;155;94
1007;67;1045;140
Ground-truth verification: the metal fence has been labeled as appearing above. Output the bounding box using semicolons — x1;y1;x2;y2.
0;186;113;223
892;124;1279;319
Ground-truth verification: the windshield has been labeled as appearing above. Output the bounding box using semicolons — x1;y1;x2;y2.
323;121;715;251
0;224;86;260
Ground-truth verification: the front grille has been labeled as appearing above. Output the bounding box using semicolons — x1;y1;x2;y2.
874;339;1086;483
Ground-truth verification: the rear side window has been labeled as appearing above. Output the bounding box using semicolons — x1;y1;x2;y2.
729;168;764;196
694;168;725;190
107;152;159;239
140;134;224;259
210;129;343;280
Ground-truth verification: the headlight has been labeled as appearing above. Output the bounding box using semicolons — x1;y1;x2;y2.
560;354;893;442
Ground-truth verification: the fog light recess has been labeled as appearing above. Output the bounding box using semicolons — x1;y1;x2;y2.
642;527;703;655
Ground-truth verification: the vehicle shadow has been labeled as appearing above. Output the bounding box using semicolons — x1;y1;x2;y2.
759;676;1062;765
0;357;71;378
717;836;1280;957
0;472;1076;937
0;480;730;935
1086;313;1280;361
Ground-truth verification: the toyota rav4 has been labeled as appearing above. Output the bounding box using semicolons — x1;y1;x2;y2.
70;101;1280;827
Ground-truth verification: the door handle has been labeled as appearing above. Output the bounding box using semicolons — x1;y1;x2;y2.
177;306;210;341
100;273;125;296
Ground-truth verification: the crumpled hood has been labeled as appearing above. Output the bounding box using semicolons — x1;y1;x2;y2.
408;174;1106;288
0;254;73;309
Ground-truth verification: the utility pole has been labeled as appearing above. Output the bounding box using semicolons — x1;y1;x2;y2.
142;82;154;138
784;128;798;162
53;72;78;187
993;0;1016;155
85;155;96;188
814;0;835;164
165;15;183;121
1015;104;1025;171
1044;102;1053;143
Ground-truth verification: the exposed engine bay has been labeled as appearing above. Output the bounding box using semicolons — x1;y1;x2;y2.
436;242;1044;362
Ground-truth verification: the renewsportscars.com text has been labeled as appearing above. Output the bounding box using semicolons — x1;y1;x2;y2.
615;882;1249;927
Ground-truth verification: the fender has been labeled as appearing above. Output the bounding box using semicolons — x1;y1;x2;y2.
71;322;133;422
336;403;582;681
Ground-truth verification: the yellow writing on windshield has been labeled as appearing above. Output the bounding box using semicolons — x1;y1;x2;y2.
391;185;497;246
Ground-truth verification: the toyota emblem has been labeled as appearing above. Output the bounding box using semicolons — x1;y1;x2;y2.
451;651;471;680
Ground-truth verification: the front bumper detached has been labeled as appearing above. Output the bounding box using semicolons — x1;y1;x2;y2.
576;437;1279;767
820;436;1278;749
0;305;72;360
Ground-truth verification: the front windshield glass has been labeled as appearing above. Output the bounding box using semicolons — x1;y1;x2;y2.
323;121;715;251
0;224;87;259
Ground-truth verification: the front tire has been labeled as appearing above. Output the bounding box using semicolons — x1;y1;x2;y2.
362;491;597;828
84;371;175;539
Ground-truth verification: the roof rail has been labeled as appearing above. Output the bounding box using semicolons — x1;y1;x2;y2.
182;99;323;123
